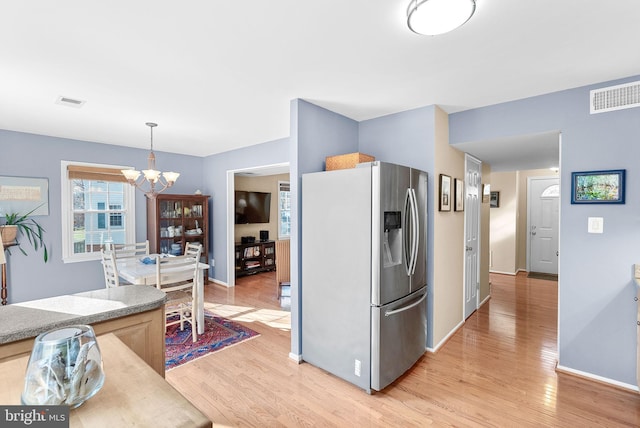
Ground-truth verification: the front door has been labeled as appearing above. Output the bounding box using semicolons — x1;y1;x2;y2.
529;177;559;274
464;155;481;319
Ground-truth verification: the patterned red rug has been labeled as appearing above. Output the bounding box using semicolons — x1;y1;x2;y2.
165;310;259;370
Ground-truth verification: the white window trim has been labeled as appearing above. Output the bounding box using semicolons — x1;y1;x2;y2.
278;180;290;240
61;160;136;263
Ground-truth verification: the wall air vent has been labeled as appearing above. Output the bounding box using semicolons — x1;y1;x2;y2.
590;80;640;114
55;96;86;108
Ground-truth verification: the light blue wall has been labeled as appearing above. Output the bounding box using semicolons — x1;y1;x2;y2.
0;130;204;303
450;75;640;386
359;105;436;347
201;137;289;283
290;99;359;356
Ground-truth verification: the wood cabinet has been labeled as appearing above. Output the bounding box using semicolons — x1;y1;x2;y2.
0;307;166;377
235;241;275;277
147;194;209;279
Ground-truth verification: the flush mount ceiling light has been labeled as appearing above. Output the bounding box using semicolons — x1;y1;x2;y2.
407;0;476;36
121;122;180;199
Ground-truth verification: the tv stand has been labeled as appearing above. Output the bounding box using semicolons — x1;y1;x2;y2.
235;241;275;277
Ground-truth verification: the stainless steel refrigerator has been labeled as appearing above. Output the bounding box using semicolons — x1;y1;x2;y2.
302;161;427;393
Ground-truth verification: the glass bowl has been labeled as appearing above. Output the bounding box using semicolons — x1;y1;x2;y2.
22;325;105;409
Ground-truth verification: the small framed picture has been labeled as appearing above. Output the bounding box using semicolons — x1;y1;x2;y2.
454;178;464;212
482;184;490;203
571;169;625;204
439;174;451;212
490;191;500;208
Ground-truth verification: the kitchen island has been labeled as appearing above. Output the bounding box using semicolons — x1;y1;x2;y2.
0;285;167;376
0;333;212;427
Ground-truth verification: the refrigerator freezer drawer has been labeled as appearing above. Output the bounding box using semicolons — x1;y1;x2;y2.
371;286;427;391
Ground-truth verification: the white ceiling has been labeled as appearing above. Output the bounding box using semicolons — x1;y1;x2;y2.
1;1;639;170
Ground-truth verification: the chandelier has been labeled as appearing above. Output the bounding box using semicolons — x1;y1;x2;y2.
407;0;476;36
121;122;180;199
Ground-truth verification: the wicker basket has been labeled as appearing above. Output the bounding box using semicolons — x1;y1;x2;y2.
325;152;375;171
0;225;18;245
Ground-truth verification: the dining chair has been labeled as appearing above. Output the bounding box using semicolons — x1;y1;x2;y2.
155;249;201;342
184;242;202;258
100;249;120;288
108;240;150;260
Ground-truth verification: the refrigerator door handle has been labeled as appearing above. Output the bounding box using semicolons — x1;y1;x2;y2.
403;188;412;276
409;188;419;275
384;288;427;317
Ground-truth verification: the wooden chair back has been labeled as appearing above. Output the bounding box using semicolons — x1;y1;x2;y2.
275;240;290;284
184;242;203;260
275;240;290;299
156;250;201;342
101;249;120;288
155;251;201;293
107;240;149;260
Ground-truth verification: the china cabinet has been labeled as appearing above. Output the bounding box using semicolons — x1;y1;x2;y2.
147;194;209;280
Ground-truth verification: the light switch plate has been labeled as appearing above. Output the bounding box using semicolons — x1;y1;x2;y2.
588;217;604;234
635;264;640;279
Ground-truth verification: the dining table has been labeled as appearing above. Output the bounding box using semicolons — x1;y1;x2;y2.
117;255;209;335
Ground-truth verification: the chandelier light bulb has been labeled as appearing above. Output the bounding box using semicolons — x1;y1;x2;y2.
407;0;476;36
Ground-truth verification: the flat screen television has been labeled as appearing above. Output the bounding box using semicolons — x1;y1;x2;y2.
235;191;271;224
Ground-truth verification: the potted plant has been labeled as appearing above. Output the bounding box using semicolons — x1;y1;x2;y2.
0;205;49;262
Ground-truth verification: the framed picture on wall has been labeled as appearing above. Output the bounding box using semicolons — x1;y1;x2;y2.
482;184;490;203
571;169;625;204
0;176;49;217
439;174;451;212
454;178;464;212
490;191;500;208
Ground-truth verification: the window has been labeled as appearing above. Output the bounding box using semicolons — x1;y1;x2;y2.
541;184;560;198
109;205;123;227
278;181;291;239
61;162;135;262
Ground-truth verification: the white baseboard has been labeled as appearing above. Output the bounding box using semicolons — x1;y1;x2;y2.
479;294;491;308
289;353;302;363
208;277;230;287
427;319;465;353
556;364;639;392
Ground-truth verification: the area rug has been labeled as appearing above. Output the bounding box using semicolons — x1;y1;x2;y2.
165;310;259;370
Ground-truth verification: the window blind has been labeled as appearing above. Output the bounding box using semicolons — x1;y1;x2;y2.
67;165;128;183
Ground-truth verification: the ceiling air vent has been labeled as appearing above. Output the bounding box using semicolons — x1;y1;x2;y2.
55;96;86;108
590;80;640;114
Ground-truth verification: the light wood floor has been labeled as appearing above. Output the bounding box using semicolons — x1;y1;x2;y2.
166;272;640;427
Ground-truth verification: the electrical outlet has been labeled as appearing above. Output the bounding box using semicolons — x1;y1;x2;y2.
354;359;361;377
210;258;215;267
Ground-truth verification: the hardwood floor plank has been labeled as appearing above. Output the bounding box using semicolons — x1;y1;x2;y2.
165;271;640;427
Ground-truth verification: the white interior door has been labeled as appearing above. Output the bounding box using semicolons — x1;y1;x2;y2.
464;155;481;319
528;177;559;274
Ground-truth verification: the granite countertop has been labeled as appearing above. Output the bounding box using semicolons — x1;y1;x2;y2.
0;285;166;344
